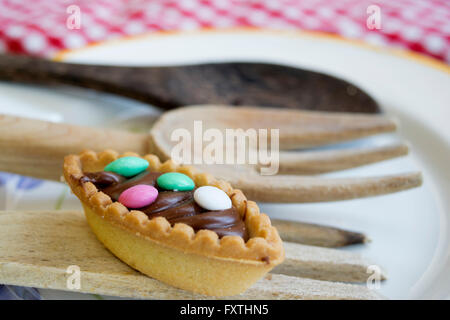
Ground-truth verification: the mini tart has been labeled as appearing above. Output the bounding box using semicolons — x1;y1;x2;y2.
63;150;284;296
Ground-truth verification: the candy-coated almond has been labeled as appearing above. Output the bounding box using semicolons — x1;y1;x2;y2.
104;157;149;177
118;185;158;209
194;186;232;211
157;172;195;191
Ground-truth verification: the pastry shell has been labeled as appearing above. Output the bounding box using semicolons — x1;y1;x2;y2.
63;150;284;296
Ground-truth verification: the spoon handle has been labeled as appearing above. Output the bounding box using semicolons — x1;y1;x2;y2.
0;114;149;181
0;53;110;85
0;54;169;106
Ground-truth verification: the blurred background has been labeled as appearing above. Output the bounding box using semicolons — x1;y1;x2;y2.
0;0;449;63
0;0;449;300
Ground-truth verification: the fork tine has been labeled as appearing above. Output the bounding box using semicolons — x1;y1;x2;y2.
248;274;384;299
276;242;387;282
273;142;409;174
239;171;422;202
167;106;398;149
270;219;368;247
269;110;398;150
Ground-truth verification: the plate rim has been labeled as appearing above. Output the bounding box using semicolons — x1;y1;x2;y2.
52;27;450;75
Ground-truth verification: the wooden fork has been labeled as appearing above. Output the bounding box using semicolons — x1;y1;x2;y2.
0;105;421;203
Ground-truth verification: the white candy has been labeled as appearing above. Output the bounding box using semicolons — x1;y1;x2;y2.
194;186;232;211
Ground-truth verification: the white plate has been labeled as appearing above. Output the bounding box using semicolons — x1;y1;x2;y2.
1;29;449;300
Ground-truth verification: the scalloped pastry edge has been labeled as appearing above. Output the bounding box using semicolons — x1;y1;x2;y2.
63;150;284;265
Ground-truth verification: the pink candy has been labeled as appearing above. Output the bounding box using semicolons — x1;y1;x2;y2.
118;185;158;209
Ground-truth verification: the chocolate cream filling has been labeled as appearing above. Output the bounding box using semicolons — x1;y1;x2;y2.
80;171;248;240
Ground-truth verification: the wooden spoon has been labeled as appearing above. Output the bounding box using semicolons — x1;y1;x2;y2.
0;54;380;113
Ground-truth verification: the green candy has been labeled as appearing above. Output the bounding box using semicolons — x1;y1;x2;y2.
104;157;149;177
157;172;195;191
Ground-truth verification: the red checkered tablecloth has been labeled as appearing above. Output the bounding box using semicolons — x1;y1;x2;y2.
0;0;449;63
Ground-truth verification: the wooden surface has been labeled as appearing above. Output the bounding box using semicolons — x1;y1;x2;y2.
0;210;383;299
